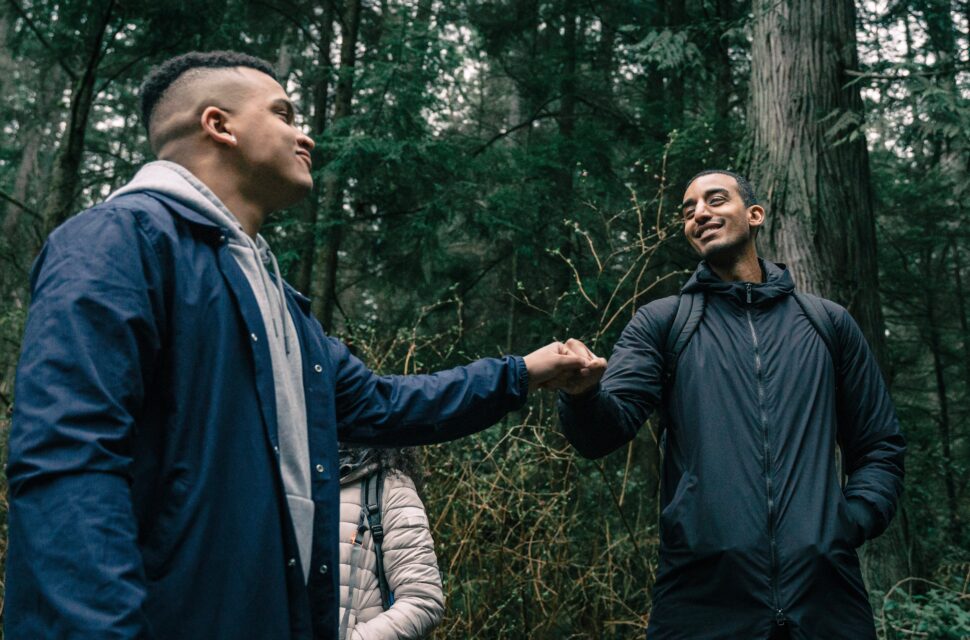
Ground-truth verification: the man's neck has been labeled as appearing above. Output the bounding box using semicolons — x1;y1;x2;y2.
708;247;762;283
172;155;267;238
211;188;265;238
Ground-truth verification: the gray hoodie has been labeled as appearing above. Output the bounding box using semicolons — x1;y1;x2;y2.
109;160;315;581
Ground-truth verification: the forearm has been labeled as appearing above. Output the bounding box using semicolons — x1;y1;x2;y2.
558;386;646;459
337;355;529;446
350;592;444;640
842;432;906;539
5;473;149;639
832;302;906;540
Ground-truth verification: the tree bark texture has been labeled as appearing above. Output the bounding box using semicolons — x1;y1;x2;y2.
749;0;886;364
748;0;907;591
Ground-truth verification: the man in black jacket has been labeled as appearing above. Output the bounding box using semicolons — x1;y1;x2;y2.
558;170;905;639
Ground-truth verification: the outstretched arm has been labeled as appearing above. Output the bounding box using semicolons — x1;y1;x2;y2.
5;209;163;638
557;299;672;459
334;340;595;446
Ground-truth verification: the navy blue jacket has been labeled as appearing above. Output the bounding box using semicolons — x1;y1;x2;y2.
559;261;905;640
5;193;529;639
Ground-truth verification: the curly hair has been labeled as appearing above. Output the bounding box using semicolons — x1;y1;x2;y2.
139;50;277;130
340;447;426;494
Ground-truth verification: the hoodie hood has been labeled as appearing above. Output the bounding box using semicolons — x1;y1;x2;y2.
108;161;292;353
108;160;246;241
682;258;795;306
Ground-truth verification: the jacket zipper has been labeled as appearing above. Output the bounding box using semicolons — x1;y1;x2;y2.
745;283;786;626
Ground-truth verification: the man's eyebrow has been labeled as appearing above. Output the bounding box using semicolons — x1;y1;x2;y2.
270;98;295;122
704;187;730;199
682;187;731;209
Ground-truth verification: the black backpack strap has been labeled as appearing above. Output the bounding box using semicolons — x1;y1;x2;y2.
363;468;392;610
792;292;840;373
663;292;705;384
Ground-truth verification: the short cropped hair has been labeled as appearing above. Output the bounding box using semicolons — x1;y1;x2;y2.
139;51;278;129
686;170;759;208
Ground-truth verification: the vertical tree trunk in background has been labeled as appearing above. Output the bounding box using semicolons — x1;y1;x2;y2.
41;0;115;237
709;0;736;160
556;0;577;200
312;0;362;327
294;3;335;295
748;0;908;590
923;260;959;543
660;0;686;130
594;1;615;96
952;242;970;408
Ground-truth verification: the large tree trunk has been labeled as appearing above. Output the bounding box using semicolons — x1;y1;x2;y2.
311;0;362;327
748;0;908;591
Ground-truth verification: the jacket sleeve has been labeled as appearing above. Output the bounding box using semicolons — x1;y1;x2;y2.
351;473;444;640
5;209;164;639
829;303;906;542
557;297;673;458
332;342;529;445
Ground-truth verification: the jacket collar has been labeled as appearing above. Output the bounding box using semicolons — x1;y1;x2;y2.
682;258;794;305
121;191;315;313
130;191;224;231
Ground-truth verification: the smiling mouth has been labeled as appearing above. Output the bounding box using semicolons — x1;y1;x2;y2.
296;152;312;169
696;224;722;240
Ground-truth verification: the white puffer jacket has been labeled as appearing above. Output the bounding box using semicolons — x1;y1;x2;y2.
338;463;444;640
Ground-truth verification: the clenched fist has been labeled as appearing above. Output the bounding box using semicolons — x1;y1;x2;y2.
523;339;607;394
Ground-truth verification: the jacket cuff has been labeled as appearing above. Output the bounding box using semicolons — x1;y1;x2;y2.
846;498;878;543
510;355;530;403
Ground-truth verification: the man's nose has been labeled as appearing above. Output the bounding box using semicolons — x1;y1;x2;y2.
694;200;711;222
297;130;315;151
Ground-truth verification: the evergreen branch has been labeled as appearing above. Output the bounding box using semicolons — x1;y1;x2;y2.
95;42;157;95
471;110;561;156
0;190;41;221
6;0;78;80
846;63;970;81
251;0;318;45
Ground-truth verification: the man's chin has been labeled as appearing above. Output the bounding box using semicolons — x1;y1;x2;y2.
275;180;313;209
698;239;740;262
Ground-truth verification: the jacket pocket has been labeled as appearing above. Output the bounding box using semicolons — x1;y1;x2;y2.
835;493;864;549
659;474;697;550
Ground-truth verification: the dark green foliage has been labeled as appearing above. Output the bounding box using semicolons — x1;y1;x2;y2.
0;0;968;636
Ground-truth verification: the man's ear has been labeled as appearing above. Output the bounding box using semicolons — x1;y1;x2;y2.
748;204;765;231
200;106;236;147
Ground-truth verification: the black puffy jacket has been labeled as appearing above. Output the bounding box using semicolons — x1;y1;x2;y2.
559;260;905;640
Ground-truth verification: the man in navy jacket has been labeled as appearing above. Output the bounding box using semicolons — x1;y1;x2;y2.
558;170;905;639
5;51;603;639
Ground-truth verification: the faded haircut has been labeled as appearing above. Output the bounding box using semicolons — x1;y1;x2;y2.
139;50;277;131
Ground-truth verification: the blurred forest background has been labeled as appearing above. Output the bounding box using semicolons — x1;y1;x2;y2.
0;0;968;637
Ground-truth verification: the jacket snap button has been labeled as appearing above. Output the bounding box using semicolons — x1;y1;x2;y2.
313;364;322;373
318;564;328;575
315;464;325;473
250;333;258;342
287;558;296;567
